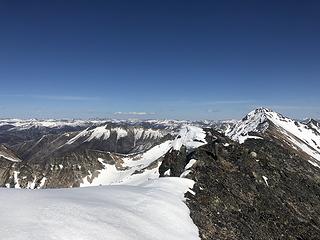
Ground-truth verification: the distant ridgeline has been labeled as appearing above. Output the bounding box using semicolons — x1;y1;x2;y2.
0;108;320;239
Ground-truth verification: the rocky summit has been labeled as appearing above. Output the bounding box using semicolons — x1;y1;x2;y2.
0;108;320;240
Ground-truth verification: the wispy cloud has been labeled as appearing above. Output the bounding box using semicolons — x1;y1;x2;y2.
33;95;100;101
207;100;254;104
154;99;254;107
113;112;156;115
268;105;320;110
0;94;99;101
207;109;221;113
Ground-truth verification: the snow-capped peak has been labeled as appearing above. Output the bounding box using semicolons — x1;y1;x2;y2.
227;108;320;163
227;107;292;139
247;107;273;115
243;107;285;121
226;107;275;142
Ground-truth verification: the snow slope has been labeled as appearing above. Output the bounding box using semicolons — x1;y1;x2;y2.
0;145;21;162
0;177;199;240
80;125;207;187
81;141;173;186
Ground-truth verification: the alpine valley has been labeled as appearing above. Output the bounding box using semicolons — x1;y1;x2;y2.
1;108;319;240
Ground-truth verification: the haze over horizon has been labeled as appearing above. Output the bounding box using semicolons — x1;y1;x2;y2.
1;0;319;120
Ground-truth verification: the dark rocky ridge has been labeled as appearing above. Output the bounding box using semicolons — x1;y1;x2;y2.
156;128;320;239
181;132;320;240
3;149;118;188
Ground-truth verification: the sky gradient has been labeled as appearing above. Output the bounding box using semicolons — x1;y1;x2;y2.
0;0;319;120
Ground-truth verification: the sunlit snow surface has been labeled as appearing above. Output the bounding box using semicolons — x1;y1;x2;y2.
81;140;173;186
0;178;199;240
172;125;207;151
80;125;207;187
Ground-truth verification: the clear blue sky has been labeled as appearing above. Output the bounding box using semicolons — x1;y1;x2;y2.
0;0;319;120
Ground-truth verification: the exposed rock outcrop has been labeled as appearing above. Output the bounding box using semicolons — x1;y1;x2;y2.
185;134;320;240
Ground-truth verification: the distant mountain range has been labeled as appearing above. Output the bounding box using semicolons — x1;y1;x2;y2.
1;108;320;239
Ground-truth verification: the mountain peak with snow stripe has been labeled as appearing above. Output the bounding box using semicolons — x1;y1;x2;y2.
226;107;320;163
243;107;286;121
226;107;274;143
228;107;299;139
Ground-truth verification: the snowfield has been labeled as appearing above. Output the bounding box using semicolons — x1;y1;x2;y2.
0;177;199;240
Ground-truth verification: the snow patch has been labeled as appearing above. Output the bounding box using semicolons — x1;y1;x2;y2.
85;125;110;141
112;127;128;140
185;159;197;170
308;160;320;168
0;154;21;162
164;169;171;176
262;176;269;187
13;171;20;188
238;135;263;144
180;170;191;178
172;125;207;151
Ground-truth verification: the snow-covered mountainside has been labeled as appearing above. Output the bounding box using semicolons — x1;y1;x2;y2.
65;124;167;149
226;108;320;165
0;177;199;240
0;125;207;189
80;125;207;186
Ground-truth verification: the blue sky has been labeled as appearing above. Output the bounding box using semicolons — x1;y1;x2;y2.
0;0;319;120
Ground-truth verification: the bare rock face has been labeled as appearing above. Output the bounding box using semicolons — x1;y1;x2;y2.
185;134;320;240
159;146;188;177
0;159;13;186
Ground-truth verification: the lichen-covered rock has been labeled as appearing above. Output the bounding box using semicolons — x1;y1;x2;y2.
186;135;320;240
